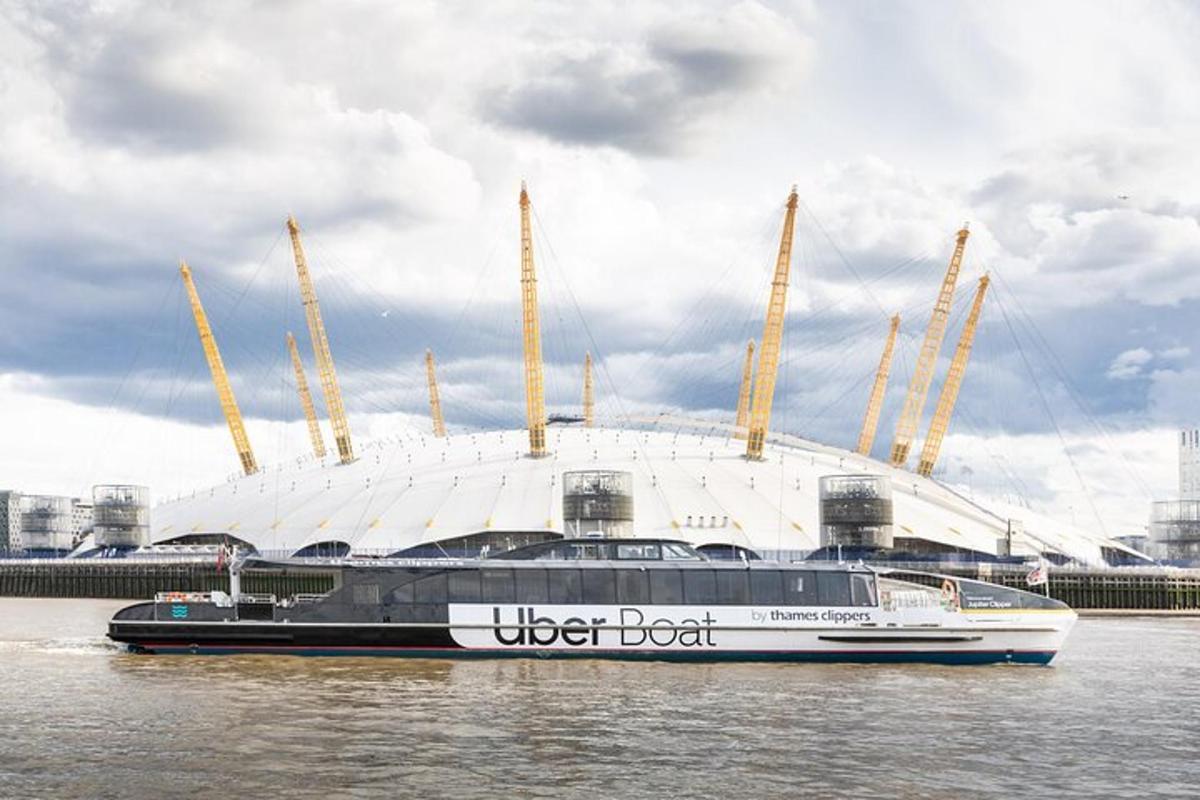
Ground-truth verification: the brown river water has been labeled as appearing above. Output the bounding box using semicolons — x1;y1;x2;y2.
0;599;1195;799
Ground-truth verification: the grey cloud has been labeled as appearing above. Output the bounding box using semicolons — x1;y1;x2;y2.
485;10;803;154
6;197;1199;451
488;54;671;153
970;135;1200;295
17;2;255;153
67;40;248;152
649;38;769;96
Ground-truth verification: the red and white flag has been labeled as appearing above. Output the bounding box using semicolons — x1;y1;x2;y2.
1025;561;1049;587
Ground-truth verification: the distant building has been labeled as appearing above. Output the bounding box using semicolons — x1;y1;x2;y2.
0;490;22;551
71;499;94;547
1113;533;1149;554
1182;428;1200;500
1149;429;1200;561
20;495;76;553
0;492;99;555
92;485;150;549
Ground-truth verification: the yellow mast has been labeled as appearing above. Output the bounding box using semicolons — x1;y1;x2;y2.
856;315;900;456
426;349;447;438
746;187;800;460
889;224;970;467
519;182;547;456
179;260;258;476
582;352;595;428
734;339;755;440
286;216;354;464
917;275;990;478
287;331;326;459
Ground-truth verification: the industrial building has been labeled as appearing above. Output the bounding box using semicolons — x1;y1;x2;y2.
19;495;75;552
0;487;139;555
79;186;1148;566
0;491;21;552
1149;429;1200;561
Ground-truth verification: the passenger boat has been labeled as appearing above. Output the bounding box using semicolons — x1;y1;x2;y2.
107;538;1077;665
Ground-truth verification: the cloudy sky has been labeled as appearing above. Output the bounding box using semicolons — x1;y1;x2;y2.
1;0;1197;533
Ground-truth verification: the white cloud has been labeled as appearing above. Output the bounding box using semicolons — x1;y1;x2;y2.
0;373;426;502
935;426;1178;534
1159;346;1191;361
1147;367;1200;424
0;3;482;273
1107;347;1154;380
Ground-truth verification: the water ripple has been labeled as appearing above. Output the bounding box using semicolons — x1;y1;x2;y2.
0;603;1195;799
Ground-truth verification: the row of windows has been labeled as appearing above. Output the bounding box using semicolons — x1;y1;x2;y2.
385;568;877;608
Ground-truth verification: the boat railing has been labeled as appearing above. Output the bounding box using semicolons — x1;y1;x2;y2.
235;593;276;604
154;591;213;604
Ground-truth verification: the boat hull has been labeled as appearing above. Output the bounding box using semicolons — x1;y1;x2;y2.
108;619;1069;665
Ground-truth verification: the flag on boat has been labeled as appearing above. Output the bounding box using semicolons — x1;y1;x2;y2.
1025;561;1049;587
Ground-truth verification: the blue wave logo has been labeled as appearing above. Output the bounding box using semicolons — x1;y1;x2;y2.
171;605;189;619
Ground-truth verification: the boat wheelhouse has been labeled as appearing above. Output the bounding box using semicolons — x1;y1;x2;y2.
108;539;1076;664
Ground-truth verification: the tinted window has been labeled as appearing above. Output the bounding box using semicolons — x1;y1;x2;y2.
390;580;414;604
353;583;380;605
750;571;784;604
715;570;750;605
568;543;604;560
616;569;650;604
683;570;718;604
413;573;447;604
481;569;514;603
817;572;851;607
581;569;616;604
515;569;548;603
448;570;480;603
662;543;697;560
649;569;684;604
783;571;818;606
849;574;877;607
617;543;660;560
548;569;583;604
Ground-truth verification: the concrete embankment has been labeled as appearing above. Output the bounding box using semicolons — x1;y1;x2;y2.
883;561;1200;612
2;557;1200;611
0;559;333;599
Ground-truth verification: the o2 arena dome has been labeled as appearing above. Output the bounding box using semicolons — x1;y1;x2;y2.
150;423;1138;565
122;186;1146;567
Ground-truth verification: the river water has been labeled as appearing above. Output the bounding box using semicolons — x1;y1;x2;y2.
0;599;1194;799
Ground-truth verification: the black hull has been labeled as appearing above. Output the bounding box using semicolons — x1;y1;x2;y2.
107;622;1056;665
109;621;459;651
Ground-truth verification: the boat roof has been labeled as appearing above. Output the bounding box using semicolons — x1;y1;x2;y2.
240;537;875;572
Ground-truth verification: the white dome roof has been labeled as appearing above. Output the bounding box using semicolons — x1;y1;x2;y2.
150;424;1139;565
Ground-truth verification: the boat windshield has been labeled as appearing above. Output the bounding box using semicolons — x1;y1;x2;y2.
662;543;698;560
